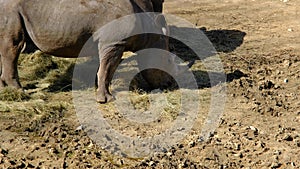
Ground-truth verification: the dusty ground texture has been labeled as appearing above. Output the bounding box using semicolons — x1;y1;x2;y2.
1;0;300;168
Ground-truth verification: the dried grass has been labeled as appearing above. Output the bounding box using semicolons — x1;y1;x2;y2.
0;87;30;101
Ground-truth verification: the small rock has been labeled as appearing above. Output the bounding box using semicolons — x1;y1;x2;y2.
177;127;185;131
188;141;195;148
271;162;281;168
219;165;227;169
27;163;35;168
276;101;283;107
291;162;296;167
283;60;291;67
284;79;289;83
48;148;53;154
249;126;257;131
62;144;68;150
273;150;281;155
17;161;26;168
234;143;241;150
257;141;266;148
149;161;156;167
274;85;280;89
116;159;124;166
87;141;93;148
179;160;188;168
233;153;243;158
75;125;84;131
177;144;184;149
48;147;59;155
283;134;293;141
198;136;205;142
166;152;173;157
249;126;258;133
26;155;35;161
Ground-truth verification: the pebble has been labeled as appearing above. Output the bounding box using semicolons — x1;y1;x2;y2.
274;84;280;89
284;79;288;83
283;60;291;67
166;152;173;157
48;148;54;154
234;143;241;150
27;163;35;168
188;141;196;148
233;153;243;158
149;161;155;167
116;159;124;166
271;162;281;168
249;126;258;132
282;134;293;141
87;142;94;148
75;125;84;131
273;150;281;155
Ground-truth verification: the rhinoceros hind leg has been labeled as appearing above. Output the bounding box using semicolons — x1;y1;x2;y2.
0;11;24;89
96;44;124;103
0;40;24;89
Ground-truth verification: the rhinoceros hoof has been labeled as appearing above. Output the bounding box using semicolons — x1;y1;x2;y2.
96;92;115;103
0;78;22;89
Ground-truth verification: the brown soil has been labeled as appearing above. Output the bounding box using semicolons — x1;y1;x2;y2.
1;0;300;168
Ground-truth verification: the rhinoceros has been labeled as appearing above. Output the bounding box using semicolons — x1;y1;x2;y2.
0;0;191;103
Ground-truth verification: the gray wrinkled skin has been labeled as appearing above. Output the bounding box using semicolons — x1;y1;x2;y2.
0;0;179;103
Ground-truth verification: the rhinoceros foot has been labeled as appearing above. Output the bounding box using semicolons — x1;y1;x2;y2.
0;77;22;89
96;89;115;103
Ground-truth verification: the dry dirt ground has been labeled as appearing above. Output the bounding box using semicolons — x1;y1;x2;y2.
1;0;300;168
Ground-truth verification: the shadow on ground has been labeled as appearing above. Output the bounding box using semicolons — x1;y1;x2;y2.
200;27;246;53
193;69;247;88
169;26;246;61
